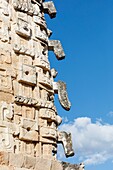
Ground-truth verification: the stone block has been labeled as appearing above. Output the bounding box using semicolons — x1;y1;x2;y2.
20;117;38;131
40;127;57;139
0;75;13;94
33;16;47;29
0;102;14;121
0;151;9;165
51;160;63;170
38;71;52;89
18;64;36;86
14;168;29;170
35;158;51;170
0;165;14;170
16;18;31;38
19;127;39;142
39;108;56;122
13;0;39;16
9;153;24;168
0;127;14;152
35;27;48;43
24;155;36;169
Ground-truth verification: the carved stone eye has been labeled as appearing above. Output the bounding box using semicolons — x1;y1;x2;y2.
25;71;29;75
23;25;28;31
27;127;31;131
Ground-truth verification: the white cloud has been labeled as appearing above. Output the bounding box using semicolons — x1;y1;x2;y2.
58;117;113;165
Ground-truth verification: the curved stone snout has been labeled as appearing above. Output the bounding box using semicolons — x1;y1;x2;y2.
53;81;71;111
57;131;74;158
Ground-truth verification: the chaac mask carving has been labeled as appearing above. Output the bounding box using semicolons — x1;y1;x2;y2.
0;0;81;169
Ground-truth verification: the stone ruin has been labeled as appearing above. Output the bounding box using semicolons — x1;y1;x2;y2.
0;0;85;170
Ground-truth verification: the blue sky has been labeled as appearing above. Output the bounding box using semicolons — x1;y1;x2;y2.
45;0;113;170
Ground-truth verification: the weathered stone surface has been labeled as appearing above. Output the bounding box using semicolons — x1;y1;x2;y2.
58;131;74;157
9;153;24;168
0;151;9;165
20;117;38;131
48;40;65;60
42;1;57;18
0;0;82;170
53;81;71;111
14;168;29;170
18;64;36;86
35;158;52;170
51;160;63;170
19;127;39;142
0;165;14;170
13;0;40;16
24;155;36;169
57;81;71;111
62;162;85;170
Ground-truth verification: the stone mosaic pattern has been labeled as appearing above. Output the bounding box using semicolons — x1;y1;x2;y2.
0;0;84;170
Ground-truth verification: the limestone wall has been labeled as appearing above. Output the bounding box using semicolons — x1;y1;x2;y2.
0;1;84;170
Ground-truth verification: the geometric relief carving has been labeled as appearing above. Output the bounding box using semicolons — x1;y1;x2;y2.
20;117;38;131
0;75;13;93
19;127;39;142
0;17;10;43
0;127;14;151
35;27;48;43
39;108;56;122
13;44;35;58
14;95;56;111
40;127;57;140
2;0;9;16
16;18;31;38
34;55;50;70
0;45;12;64
58;131;74;158
38;70;52;89
13;0;40;16
14;96;37;106
33;15;47;29
0;102;14;121
18;64;36;86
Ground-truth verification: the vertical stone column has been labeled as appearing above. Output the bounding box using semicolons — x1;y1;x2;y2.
0;1;84;170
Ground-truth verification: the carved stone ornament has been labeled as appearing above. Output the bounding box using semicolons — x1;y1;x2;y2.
57;81;71;111
58;131;74;158
48;40;65;60
13;0;40;15
0;0;82;169
42;1;57;19
18;64;36;86
16;18;31;38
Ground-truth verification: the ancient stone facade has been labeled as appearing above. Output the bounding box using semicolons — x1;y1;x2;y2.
0;0;84;170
